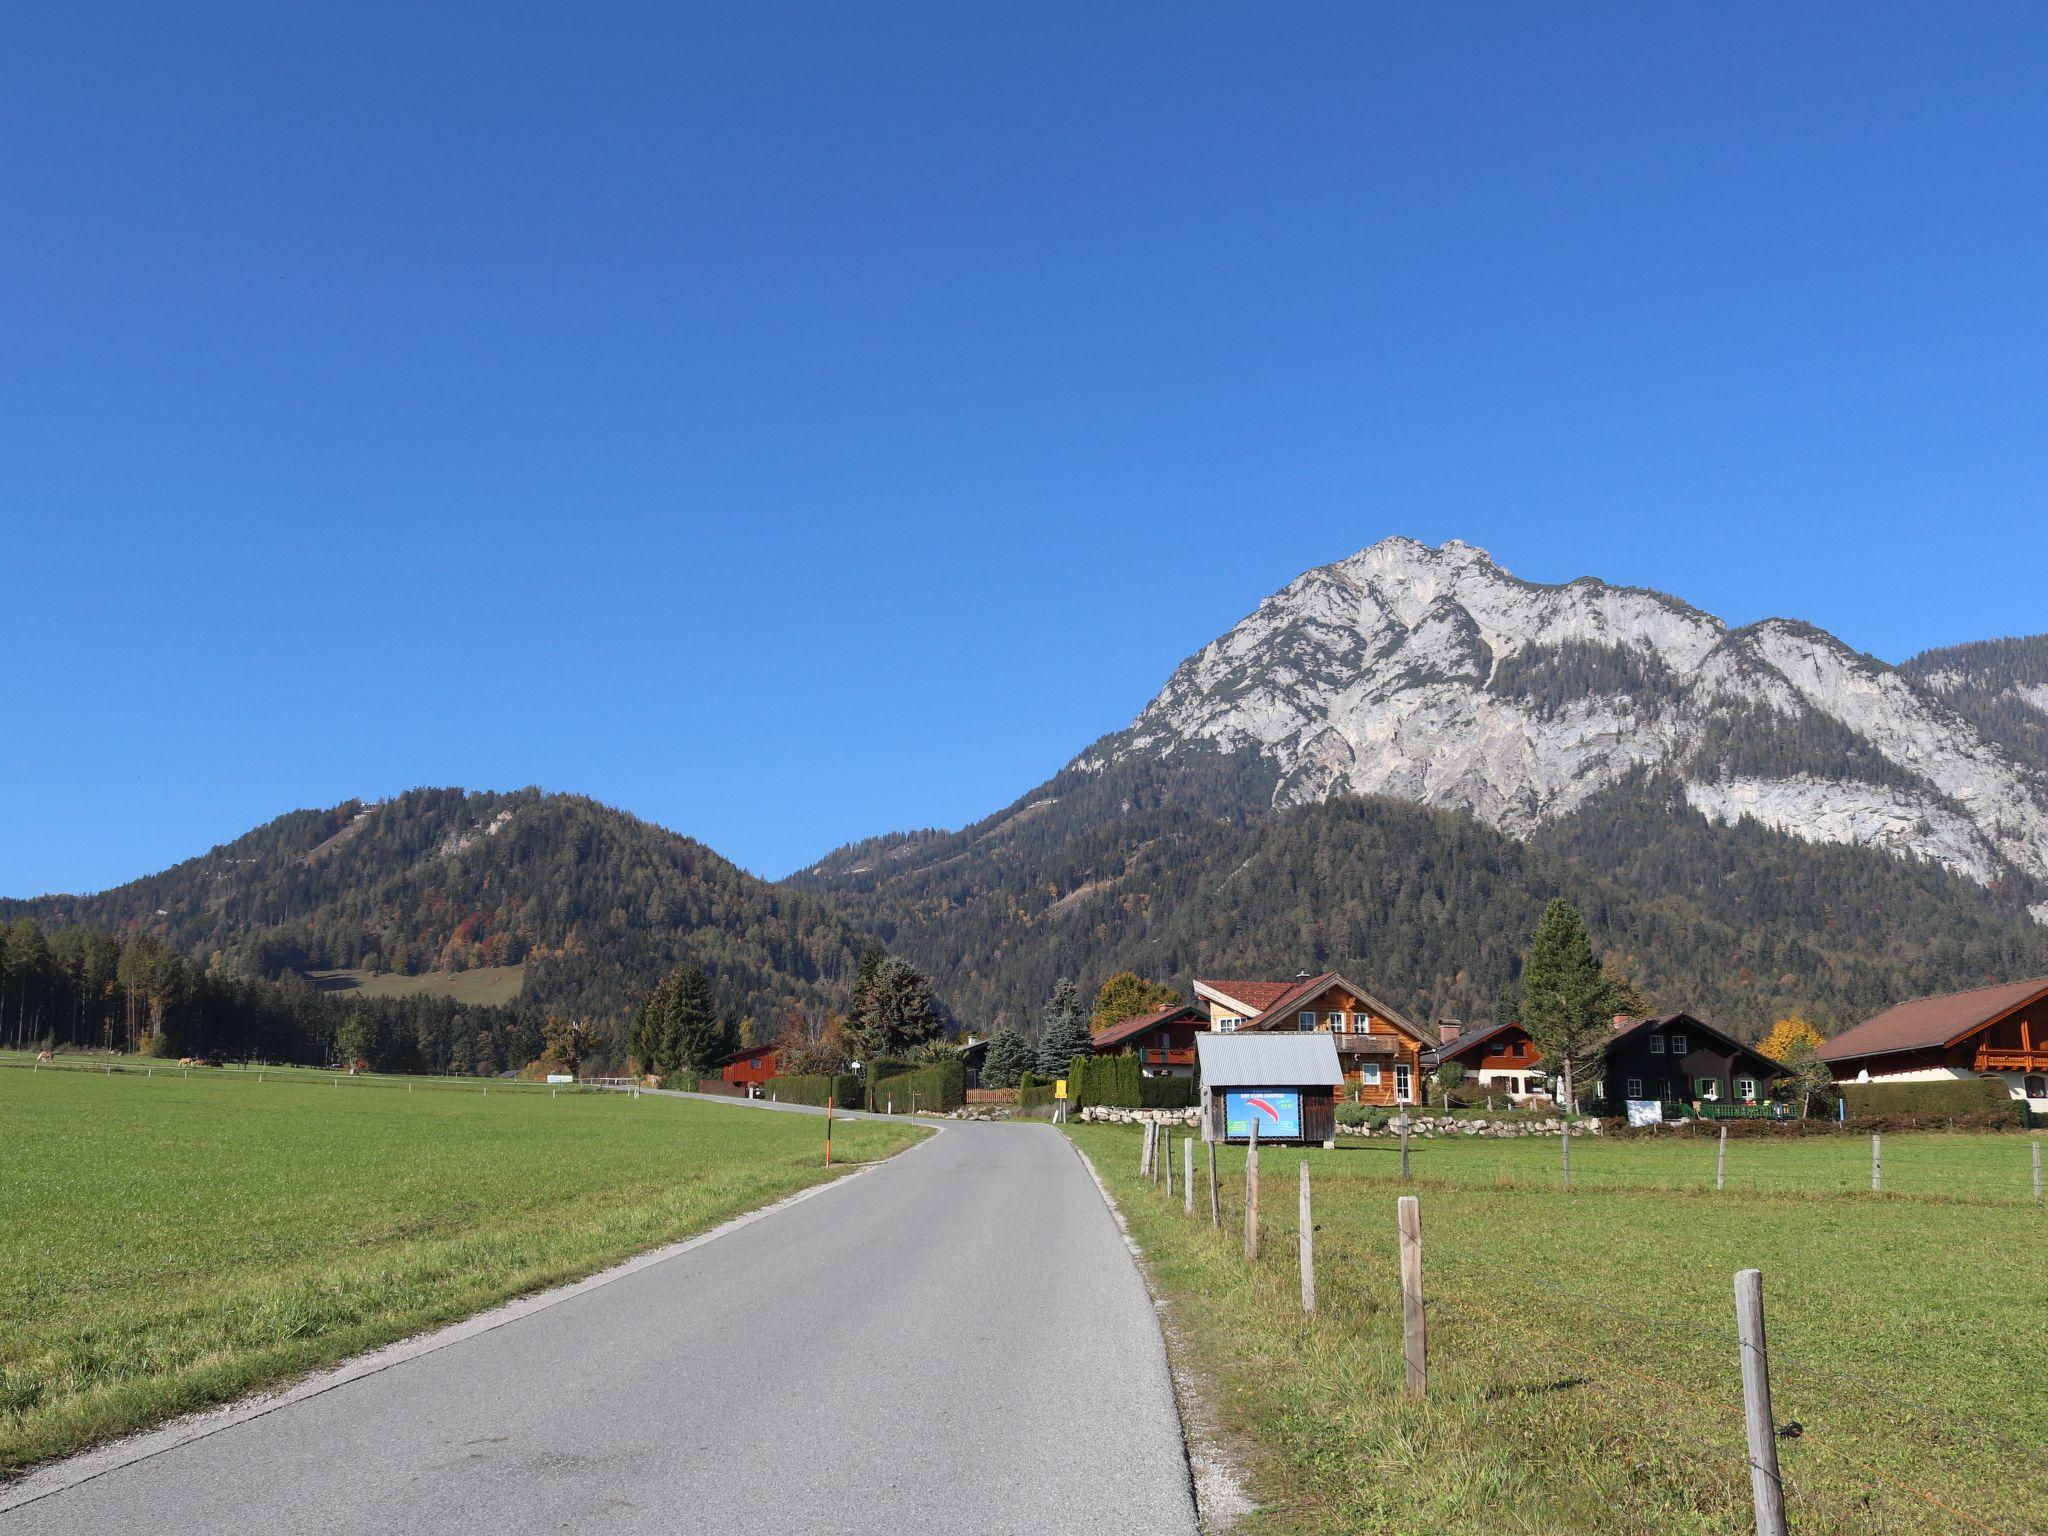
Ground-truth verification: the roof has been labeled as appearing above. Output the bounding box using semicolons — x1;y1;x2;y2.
1435;1020;1525;1062
713;1042;779;1066
1090;1003;1203;1053
1817;978;2048;1063
1193;978;1296;1014
1243;972;1435;1046
1606;1013;1780;1071
1195;1032;1344;1088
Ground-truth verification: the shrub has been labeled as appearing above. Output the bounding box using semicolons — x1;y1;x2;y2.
1840;1078;2023;1126
1069;1052;1143;1108
1337;1103;1393;1130
762;1072;863;1108
1139;1074;1196;1109
1018;1073;1056;1112
869;1058;966;1113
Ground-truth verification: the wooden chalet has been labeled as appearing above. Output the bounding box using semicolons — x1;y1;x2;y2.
1595;1013;1782;1113
1434;1020;1552;1101
715;1043;780;1093
1192;979;1296;1032
1818;978;2048;1112
1217;971;1435;1107
1089;1003;1206;1080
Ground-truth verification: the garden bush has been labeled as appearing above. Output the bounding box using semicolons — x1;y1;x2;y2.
1841;1078;2024;1127
762;1072;862;1108
1018;1073;1056;1112
869;1058;966;1113
1139;1074;1196;1109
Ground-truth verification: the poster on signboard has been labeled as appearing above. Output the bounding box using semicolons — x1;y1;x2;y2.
1625;1098;1664;1127
1224;1090;1303;1140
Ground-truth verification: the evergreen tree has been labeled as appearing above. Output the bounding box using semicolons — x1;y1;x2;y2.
848;956;942;1059
661;962;725;1076
981;1026;1035;1089
1520;899;1632;1112
1036;977;1092;1078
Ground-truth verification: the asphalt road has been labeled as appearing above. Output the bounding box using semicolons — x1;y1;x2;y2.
1;1109;1199;1536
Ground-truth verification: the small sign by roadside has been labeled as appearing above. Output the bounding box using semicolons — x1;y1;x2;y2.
1054;1079;1068;1100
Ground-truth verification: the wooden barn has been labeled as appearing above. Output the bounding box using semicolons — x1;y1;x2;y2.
1194;1033;1343;1148
715;1043;781;1093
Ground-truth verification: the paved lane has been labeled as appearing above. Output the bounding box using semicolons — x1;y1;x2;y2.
2;1116;1197;1536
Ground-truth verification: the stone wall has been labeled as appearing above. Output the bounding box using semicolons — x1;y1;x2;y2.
1340;1113;1600;1138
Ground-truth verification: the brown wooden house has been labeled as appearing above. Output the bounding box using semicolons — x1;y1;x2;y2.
1434;1020;1551;1100
1229;972;1435;1107
716;1043;781;1093
1595;1014;1782;1112
1818;977;2048;1113
1089;1003;1206;1080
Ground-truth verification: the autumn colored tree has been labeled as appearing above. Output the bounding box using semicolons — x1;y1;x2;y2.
1757;1015;1826;1062
1090;972;1181;1034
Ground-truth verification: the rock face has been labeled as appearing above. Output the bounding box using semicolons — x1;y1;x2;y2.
1079;538;2048;903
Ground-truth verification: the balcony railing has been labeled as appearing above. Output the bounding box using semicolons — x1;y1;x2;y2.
1141;1048;1195;1067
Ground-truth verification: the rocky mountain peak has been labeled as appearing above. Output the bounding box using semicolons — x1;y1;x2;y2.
1078;539;2048;910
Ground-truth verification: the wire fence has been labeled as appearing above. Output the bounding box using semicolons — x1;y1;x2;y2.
1111;1122;2048;1536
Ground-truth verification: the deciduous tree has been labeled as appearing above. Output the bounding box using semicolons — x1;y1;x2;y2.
1090;972;1181;1035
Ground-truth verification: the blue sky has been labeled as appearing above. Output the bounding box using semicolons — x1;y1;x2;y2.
4;2;2045;896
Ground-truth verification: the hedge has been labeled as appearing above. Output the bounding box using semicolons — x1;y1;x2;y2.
762;1072;863;1108
1018;1073;1056;1112
1840;1078;2025;1125
869;1058;966;1113
1139;1074;1197;1109
1068;1052;1142;1108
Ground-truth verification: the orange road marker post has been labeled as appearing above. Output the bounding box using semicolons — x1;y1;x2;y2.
826;1096;834;1166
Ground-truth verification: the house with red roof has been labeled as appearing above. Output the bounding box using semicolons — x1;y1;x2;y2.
1198;972;1434;1106
1090;1003;1207;1080
1434;1019;1552;1101
1818;978;2048;1113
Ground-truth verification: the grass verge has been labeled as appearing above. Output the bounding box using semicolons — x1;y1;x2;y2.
1;1070;925;1477
1068;1124;2046;1536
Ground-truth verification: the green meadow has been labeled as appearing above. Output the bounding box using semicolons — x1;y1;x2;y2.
0;1066;925;1477
1069;1123;2047;1536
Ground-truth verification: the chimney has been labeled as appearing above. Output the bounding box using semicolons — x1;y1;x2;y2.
1612;1014;1634;1031
1437;1020;1463;1044
1295;969;1312;981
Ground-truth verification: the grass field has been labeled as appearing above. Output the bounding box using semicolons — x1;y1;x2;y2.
1068;1124;2048;1536
304;963;526;1006
0;1067;926;1478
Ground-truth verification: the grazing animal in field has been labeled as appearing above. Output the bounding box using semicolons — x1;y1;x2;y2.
36;1050;54;1063
179;1057;198;1068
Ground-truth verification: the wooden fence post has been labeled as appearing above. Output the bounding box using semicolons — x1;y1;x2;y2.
1139;1121;1151;1177
2033;1139;2041;1202
825;1096;834;1166
1299;1161;1316;1313
1184;1135;1195;1215
1208;1139;1220;1229
1734;1268;1789;1536
1399;1114;1411;1181
1717;1126;1728;1192
1164;1132;1174;1199
1244;1121;1260;1261
1561;1119;1572;1192
1871;1132;1881;1193
1398;1195;1425;1397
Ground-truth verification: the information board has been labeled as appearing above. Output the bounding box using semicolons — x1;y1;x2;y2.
1224;1090;1302;1140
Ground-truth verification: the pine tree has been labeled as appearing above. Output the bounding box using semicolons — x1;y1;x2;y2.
1520;900;1632;1112
1036;977;1092;1079
981;1026;1034;1089
663;962;725;1075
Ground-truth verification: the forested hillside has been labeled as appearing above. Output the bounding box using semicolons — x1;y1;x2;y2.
1903;633;2048;772
2;788;873;1034
797;757;2048;1040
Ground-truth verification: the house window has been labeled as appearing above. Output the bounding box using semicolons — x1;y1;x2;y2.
1626;1077;1643;1098
1696;1077;1719;1101
2025;1074;2046;1099
1649;1035;1666;1055
1298;1011;1317;1031
1217;1018;1238;1033
1395;1064;1413;1102
1359;1064;1381;1086
751;1058;762;1071
1671;1033;1690;1056
1736;1077;1758;1101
